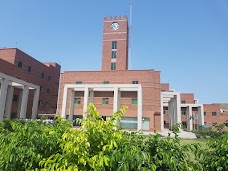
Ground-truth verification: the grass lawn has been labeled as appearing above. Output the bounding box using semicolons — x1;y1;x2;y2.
181;139;208;161
181;138;208;149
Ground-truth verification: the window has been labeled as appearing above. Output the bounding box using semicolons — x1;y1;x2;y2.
76;81;82;84
75;98;81;104
120;117;137;129
111;62;116;70
204;112;206;115
102;98;109;104
212;112;217;116
112;41;117;49
182;122;187;128
27;66;32;72
13;95;18;102
40;86;43;92
18;61;22;68
182;111;186;115
111;51;116;59
161;90;166;92
47;88;50;94
132;98;138;105
181;100;186;104
45;102;49;107
163;110;166;114
103;81;109;84
48;76;51;81
41;72;45;78
132;81;138;84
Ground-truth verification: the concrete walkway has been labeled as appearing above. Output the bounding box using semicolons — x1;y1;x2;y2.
143;129;197;139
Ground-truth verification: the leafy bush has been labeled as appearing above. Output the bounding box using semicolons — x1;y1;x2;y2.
0;104;227;170
194;123;227;139
0;117;71;170
194;134;228;171
172;122;181;133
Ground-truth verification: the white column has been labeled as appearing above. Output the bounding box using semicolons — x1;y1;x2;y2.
160;93;164;132
5;86;14;119
0;79;9;121
176;94;181;123
61;86;68;118
17;90;23;118
19;85;29;119
173;98;177;123
113;87;119;113
187;106;193;131
83;86;89;117
69;90;75;121
117;89;121;110
168;100;172;129
198;105;204;126
31;88;40;119
137;86;142;131
90;90;94;103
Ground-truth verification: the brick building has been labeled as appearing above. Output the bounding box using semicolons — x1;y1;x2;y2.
203;103;228;126
0;48;60;120
58;16;162;132
58;16;228;132
161;83;228;129
1;16;226;131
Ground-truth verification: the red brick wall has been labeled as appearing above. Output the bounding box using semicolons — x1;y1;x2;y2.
204;104;228;126
180;93;195;104
0;48;61;117
58;69;161;131
161;83;169;91
102;16;128;71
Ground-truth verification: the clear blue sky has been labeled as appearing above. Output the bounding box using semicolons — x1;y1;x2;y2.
0;0;227;104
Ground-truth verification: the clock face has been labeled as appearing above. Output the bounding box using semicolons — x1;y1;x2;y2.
110;22;119;30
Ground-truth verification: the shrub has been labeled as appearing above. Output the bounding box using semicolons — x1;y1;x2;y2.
195;134;228;171
194;123;227;139
0;117;71;170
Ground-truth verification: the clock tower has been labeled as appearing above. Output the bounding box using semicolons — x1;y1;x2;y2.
101;16;129;71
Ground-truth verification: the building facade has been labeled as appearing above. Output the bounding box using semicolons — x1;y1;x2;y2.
58;16;162;132
0;48;60;120
1;16;226;131
162;83;228;130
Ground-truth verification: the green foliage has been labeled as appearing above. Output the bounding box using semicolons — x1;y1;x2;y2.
147;133;197;171
194;134;228;171
194;123;227;139
0;104;227;170
172;122;181;133
0;117;71;171
40;104;151;170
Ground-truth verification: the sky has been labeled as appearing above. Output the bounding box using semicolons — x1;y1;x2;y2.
0;0;228;104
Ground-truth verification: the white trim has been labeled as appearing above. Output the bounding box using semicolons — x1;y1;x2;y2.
61;84;143;131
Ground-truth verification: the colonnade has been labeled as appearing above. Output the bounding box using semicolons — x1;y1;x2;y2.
0;72;40;121
161;92;204;131
61;84;143;130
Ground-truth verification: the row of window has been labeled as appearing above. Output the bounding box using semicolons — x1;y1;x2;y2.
76;81;139;84
18;61;52;81
74;97;138;105
181;100;197;104
163;110;217;116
